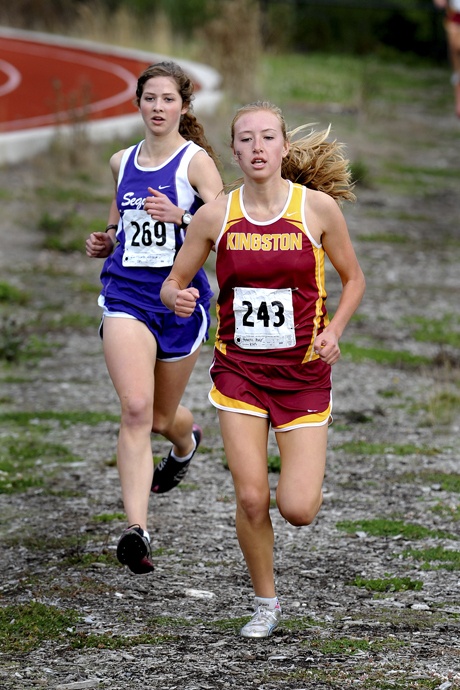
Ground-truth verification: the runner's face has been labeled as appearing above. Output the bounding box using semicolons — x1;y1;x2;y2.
232;111;289;179
139;76;188;136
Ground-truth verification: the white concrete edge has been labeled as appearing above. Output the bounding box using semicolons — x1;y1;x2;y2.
0;27;223;165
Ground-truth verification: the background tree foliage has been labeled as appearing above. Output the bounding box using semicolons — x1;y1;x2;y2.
0;0;446;61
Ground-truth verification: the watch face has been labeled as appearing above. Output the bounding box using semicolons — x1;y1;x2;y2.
182;212;192;225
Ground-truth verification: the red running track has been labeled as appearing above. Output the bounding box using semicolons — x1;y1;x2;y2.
0;28;219;163
0;31;161;133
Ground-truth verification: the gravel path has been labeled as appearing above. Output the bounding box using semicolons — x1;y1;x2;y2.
0;83;459;690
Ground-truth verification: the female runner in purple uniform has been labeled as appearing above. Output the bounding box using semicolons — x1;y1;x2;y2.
85;61;222;575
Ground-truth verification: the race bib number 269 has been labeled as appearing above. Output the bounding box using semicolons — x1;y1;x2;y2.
122;209;176;267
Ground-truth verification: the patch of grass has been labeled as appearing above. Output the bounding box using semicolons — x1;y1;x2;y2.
173;481;199;491
336;518;456;541
408;314;460;348
221;453;281;473
149;615;193;628
350;575;423;592
340;342;430;367
0;281;29;305
151;547;172;557
0;327;55;364
205;323;216;346
267;665;440;689
312;636;373;655
349;158;372;187
4;531;99;561
77;280;102;294
400;470;460;493
431;502;460;521
212;616;248;632
0;436;83;493
38;210;92;252
46;312;100;331
262;52;368;107
268;454;280;473
403;545;460;571
334;440;439;456
304;635;404;656
377;159;460;195
93;512;126;523
0;410;119;427
36;185;109;204
0;317;24;362
0;601;80;653
377;388;402;399
421;390;460;427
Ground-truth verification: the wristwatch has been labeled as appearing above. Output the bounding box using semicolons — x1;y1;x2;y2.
180;211;193;229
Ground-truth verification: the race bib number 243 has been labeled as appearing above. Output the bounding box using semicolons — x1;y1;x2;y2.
233;287;296;349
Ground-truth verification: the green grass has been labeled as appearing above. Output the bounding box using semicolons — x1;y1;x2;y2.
260;53;447;112
36;185;110;204
400;471;460;493
0;410;119;494
0;281;29;305
418;390;460;426
221;453;281;473
407;314;460;349
0;601;181;653
0;436;83;493
431;502;460;521
350;575;423;593
0;410;119;427
336;518;456;541
266;665;440;689
334;441;439;457
93;512;126;523
0;322;54;363
0;602;80;653
378;161;460;194
339;342;430;367
403;545;460;571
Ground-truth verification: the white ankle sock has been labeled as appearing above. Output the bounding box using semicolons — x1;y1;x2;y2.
170;432;197;462
255;596;280;610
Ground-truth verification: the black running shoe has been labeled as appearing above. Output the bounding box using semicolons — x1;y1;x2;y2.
151;424;202;494
116;525;154;574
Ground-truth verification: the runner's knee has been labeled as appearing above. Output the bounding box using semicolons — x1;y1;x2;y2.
120;395;153;429
277;491;323;527
237;486;271;523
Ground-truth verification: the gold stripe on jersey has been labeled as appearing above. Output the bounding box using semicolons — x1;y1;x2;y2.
302;243;329;363
215;302;227;355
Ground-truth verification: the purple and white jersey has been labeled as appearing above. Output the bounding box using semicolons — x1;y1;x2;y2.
99;140;213;313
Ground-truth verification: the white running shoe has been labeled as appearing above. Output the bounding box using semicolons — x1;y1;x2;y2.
240;600;281;638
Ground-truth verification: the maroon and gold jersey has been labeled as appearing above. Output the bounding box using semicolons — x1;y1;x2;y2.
214;181;329;365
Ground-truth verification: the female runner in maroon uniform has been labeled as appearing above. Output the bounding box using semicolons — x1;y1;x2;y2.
160;102;365;637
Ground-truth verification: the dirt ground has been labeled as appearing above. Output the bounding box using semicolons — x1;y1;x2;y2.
0;73;459;689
